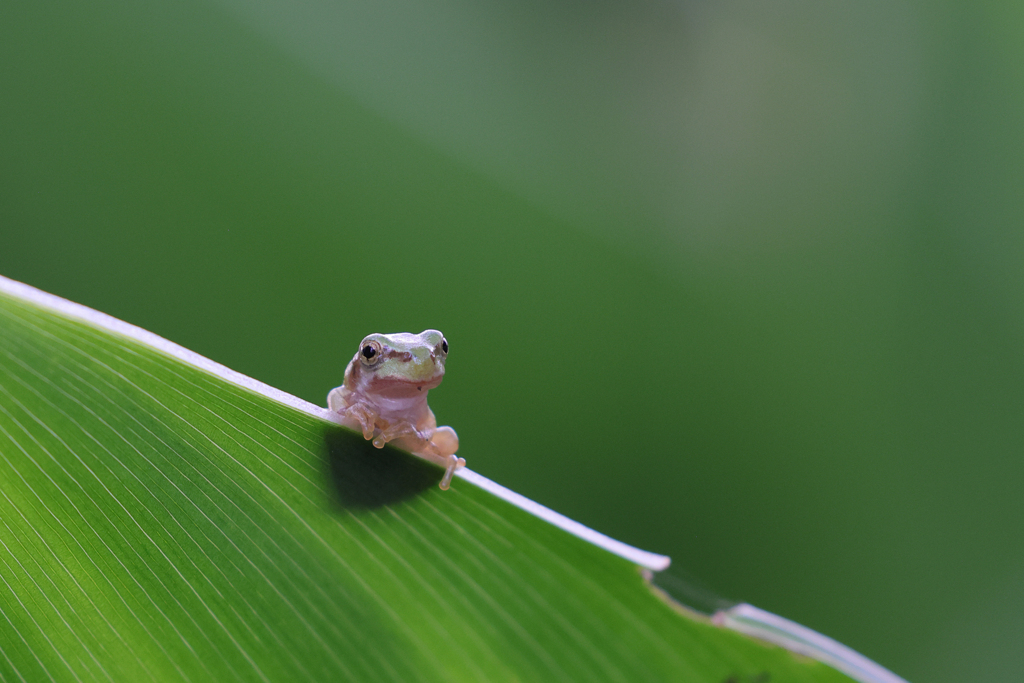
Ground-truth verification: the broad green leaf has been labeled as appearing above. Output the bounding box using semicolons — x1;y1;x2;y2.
0;280;855;682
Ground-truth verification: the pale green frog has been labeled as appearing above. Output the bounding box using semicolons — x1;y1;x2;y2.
328;330;464;489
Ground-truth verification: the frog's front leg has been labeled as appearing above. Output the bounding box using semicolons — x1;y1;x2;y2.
373;420;428;450
329;392;381;441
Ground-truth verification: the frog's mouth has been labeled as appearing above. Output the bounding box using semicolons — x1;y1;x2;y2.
368;370;444;397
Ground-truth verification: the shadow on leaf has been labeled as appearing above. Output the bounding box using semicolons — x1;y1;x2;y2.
323;425;440;509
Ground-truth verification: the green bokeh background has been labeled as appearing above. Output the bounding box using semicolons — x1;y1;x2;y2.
2;1;1022;681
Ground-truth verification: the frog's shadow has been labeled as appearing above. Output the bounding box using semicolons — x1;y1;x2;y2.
323;426;441;510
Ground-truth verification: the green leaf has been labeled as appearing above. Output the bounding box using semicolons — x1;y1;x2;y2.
0;280;854;682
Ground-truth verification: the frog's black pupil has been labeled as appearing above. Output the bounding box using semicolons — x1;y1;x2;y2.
441;340;448;353
362;345;376;359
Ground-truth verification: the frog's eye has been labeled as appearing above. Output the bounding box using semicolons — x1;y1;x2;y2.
441;338;448;355
359;340;383;366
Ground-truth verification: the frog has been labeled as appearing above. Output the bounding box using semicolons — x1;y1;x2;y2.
328;330;465;489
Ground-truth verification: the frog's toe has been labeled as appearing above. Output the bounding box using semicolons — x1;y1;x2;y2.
438;454;465;490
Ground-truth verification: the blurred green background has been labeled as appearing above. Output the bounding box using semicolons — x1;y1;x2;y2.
2;0;1022;681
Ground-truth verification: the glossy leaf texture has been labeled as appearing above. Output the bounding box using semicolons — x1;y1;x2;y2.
0;289;852;682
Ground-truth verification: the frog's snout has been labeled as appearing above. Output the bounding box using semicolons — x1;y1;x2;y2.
410;346;438;365
399;347;443;383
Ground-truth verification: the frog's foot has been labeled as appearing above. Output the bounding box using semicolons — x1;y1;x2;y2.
372;421;425;450
337;402;380;442
438;454;466;491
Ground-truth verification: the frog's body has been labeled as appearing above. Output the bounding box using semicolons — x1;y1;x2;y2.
328;330;464;489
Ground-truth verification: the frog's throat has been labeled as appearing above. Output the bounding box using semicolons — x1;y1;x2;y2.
355;390;434;420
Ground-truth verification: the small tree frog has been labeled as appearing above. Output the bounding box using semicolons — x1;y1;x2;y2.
328;330;465;489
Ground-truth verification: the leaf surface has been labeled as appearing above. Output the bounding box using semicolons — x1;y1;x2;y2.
0;286;851;682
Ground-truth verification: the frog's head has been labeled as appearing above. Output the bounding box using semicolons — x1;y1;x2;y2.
347;330;448;397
